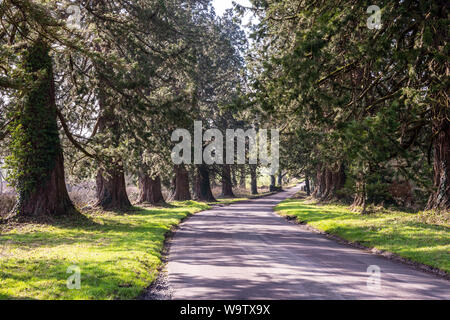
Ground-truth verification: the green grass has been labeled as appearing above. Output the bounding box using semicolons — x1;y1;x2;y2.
0;201;209;300
275;198;450;273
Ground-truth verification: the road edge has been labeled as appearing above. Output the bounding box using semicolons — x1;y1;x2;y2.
277;196;450;281
138;188;294;300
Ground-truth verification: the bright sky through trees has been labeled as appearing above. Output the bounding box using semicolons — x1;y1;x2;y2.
212;0;255;37
212;0;251;16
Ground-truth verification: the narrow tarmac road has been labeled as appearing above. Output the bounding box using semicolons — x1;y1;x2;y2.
167;186;450;300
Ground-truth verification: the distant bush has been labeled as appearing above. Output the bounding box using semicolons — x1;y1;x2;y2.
68;184;142;208
68;186;97;209
127;185;140;204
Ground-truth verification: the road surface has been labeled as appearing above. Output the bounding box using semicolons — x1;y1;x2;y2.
167;185;450;300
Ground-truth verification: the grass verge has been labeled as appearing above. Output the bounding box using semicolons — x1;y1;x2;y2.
275;197;450;274
0;201;209;300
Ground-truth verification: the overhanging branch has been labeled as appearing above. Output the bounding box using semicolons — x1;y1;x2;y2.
316;62;357;86
56;108;97;160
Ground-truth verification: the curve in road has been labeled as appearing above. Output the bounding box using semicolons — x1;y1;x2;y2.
167;186;450;300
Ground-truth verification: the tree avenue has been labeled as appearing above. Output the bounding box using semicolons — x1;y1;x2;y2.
246;0;449;212
0;0;448;222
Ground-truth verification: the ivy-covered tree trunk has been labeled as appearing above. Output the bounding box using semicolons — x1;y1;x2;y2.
221;165;235;198
18;153;74;217
250;165;258;195
427;118;450;211
194;165;216;202
172;165;191;201
9;40;74;218
138;174;165;205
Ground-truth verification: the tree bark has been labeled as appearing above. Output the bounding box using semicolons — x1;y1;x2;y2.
305;177;311;196
172;165;191;201
323;164;346;200
13;40;74;218
231;166;237;187
221;165;235;198
239;166;246;189
250;165;258;195
425;1;449;211
313;164;345;200
352;178;367;214
277;172;283;187
427;118;450;211
194;165;216;202
96;166;131;210
138;174;165;205
93;68;131;210
269;175;277;192
312;166;326;198
210;172;218;189
270;175;276;187
18;152;74;217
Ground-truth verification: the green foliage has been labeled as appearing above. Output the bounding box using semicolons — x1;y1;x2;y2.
1;0;249;202
246;0;447;207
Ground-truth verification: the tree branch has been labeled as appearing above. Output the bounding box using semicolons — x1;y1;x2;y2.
56;108;97;160
317;62;357;86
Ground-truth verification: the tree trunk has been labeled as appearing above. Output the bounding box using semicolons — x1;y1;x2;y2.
250;165;258;195
352;179;367;213
96;167;131;210
231;166;237;187
18;152;74;217
312;166;326;198
323;168;333;199
277;172;283;187
305;177;311;196
93;67;131;210
221;165;235;198
194;165;216;202
352;193;365;207
425;2;449;211
190;166;197;197
172;165;191;201
239;166;246;189
427;118;450;211
322;164;346;200
269;175;277;192
12;40;74;218
270;175;276;187
138;174;165;205
210;172;218;189
313;164;345;200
